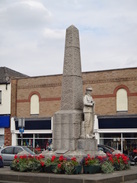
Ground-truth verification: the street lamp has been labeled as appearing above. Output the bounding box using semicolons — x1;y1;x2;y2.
18;118;25;146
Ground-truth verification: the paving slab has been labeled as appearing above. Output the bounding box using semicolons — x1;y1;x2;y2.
0;166;137;183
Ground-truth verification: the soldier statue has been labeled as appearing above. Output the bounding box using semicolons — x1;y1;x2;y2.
81;87;95;138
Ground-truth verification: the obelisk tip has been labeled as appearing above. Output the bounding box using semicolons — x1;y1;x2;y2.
67;25;78;30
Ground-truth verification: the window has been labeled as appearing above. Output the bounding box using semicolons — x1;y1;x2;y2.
30;94;39;115
0;90;2;104
0;135;4;148
1;147;14;154
17;133;52;152
14;147;23;154
116;89;128;111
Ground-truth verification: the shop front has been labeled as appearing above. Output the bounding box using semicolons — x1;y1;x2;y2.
11;117;52;153
96;115;137;155
0;115;10;148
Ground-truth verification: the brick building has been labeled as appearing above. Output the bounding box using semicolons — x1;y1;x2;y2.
9;67;137;154
0;67;28;147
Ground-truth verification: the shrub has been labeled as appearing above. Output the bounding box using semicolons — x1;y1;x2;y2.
82;154;100;166
10;154;45;172
101;161;114;173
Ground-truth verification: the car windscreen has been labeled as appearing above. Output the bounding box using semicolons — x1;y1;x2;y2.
23;147;35;155
105;145;115;152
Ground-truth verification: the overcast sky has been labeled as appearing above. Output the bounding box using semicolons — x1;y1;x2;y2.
0;0;137;76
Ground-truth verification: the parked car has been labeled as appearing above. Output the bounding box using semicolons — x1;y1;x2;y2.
98;144;115;154
0;155;4;168
0;146;35;166
128;149;137;166
98;144;136;166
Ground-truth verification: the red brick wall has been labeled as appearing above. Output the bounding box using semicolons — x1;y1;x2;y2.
83;68;137;115
11;68;137;118
4;128;11;146
15;75;62;117
8;68;137;146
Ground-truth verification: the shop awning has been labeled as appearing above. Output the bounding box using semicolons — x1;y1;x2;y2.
98;115;137;129
0;115;10;128
15;118;51;130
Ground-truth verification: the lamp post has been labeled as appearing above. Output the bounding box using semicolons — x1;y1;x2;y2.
18;118;25;146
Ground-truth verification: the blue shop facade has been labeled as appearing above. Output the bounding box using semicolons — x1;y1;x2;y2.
95;114;137;154
0;115;10;148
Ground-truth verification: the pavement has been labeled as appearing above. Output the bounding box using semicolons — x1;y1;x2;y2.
0;166;137;183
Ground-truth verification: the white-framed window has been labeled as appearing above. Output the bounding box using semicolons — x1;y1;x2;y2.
30;94;39;115
16;134;52;152
0;90;2;104
116;89;128;112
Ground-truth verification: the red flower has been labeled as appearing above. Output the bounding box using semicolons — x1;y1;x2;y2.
97;156;103;161
35;156;38;160
14;155;18;159
40;161;45;167
85;161;88;165
87;154;91;160
23;155;27;159
51;155;56;162
19;155;23;159
38;154;45;159
71;157;76;161
28;155;33;159
109;157;114;164
85;157;88;161
106;153;112;157
58;163;61;169
59;155;64;162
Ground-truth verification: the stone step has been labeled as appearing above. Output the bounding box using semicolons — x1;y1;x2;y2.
0;181;29;183
123;181;137;183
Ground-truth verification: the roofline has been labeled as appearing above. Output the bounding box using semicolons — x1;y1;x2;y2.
11;74;62;80
82;66;137;74
11;66;137;80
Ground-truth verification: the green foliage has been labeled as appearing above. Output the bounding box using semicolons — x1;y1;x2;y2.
64;161;75;174
53;156;80;174
10;154;45;172
10;153;130;174
108;153;130;171
101;161;114;174
82;154;100;166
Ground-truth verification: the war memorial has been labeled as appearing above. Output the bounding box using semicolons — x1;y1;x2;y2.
52;25;97;157
0;25;136;183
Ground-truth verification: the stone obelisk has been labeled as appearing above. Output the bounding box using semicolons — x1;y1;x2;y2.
53;25;83;152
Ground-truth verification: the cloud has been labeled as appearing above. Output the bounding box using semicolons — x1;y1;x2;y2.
42;28;65;39
0;0;137;76
0;0;52;30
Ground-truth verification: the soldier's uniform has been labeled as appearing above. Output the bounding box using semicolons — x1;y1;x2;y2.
83;88;94;138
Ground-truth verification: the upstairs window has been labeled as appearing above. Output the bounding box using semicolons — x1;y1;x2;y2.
30;94;39;115
116;89;128;112
0;90;2;104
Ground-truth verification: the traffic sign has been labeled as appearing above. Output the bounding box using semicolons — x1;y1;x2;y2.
19;128;24;133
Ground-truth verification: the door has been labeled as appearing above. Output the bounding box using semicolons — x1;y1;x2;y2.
1;146;14;165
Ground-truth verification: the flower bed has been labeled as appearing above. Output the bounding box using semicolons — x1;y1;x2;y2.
10;153;130;174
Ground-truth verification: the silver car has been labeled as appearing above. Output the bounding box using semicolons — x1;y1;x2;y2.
0;146;35;166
